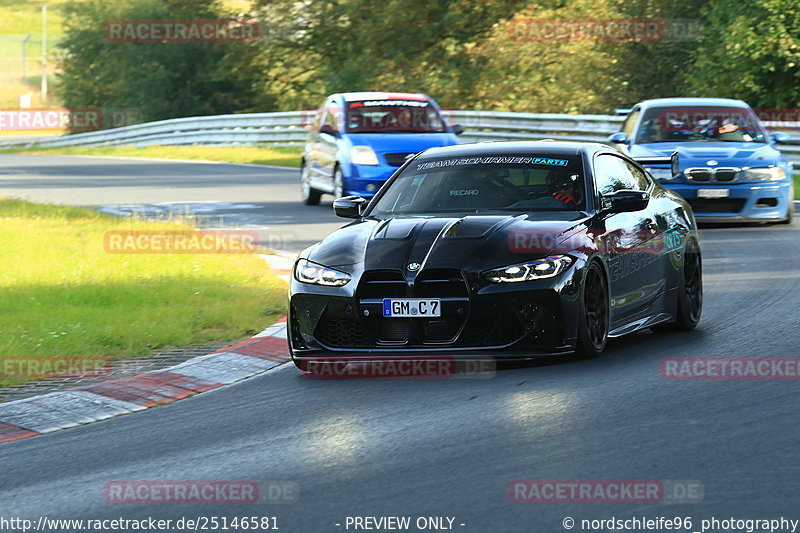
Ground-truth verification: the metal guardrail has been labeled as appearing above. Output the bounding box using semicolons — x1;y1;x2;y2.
1;109;799;165
0;111;308;149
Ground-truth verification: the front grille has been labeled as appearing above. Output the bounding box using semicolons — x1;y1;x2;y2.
687;198;746;213
315;319;372;347
383;152;414;167
686;168;712;182
353;268;470;345
715;168;737;182
413;269;469;343
685;167;740;182
360;270;407;299
414;269;469;298
376;319;410;341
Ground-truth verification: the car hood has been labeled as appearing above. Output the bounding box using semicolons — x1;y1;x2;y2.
344;133;458;154
629;141;783;167
305;213;593;269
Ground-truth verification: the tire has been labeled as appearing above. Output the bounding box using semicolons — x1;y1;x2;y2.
301;162;321;206
653;238;702;332
333;165;344;199
575;262;609;358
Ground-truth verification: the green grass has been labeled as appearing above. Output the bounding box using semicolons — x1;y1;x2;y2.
794;173;799;200
0;198;287;387
0;0;71;106
5;145;304;168
0;0;69;36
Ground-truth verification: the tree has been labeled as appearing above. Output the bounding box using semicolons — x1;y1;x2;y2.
251;0;528;109
58;0;265;127
600;0;708;109
687;0;800;108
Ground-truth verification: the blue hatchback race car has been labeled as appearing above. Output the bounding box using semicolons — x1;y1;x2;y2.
300;92;462;205
610;97;794;223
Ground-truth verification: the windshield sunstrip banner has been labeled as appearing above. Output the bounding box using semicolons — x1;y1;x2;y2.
416;156;569;170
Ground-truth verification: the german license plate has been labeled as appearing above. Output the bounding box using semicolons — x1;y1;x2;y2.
697;188;730;199
383;299;441;318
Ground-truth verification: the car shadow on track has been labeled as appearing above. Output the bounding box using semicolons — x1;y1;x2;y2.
496;324;713;372
292;326;710;381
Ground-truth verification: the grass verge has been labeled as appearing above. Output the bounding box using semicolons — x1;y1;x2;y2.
3;145;304;168
0;197;287;387
794;173;799;200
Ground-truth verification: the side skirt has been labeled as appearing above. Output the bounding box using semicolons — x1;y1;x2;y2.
608;313;673;338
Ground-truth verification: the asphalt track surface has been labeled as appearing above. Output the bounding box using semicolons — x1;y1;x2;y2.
0;154;343;253
1;155;800;532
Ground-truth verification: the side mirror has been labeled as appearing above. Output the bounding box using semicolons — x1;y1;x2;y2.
670;151;680;178
452;123;464;135
320;125;340;138
333;196;367;218
771;132;791;144
608;132;629;145
632;151;680;179
604;190;650;213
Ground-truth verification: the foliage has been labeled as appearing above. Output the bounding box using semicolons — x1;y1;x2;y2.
687;0;800;108
58;0;264;125
54;0;800;120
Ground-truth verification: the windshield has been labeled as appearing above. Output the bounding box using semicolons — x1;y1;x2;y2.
370;154;586;215
636;105;767;143
345;98;448;133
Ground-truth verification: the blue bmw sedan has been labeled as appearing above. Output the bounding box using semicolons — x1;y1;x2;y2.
610;97;793;223
300;92;462;205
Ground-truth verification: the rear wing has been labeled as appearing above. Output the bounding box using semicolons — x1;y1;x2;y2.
614;108;632;116
633;152;680;177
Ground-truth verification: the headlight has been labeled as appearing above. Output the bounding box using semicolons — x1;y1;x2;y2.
294;259;351;286
647;167;675;180
350;146;379;166
482;255;573;283
742;167;786;181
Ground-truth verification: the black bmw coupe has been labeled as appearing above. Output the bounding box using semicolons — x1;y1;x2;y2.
288;141;702;371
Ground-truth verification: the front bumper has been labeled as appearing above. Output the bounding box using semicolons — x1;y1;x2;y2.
664;181;792;222
343;164;397;197
288;267;582;361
